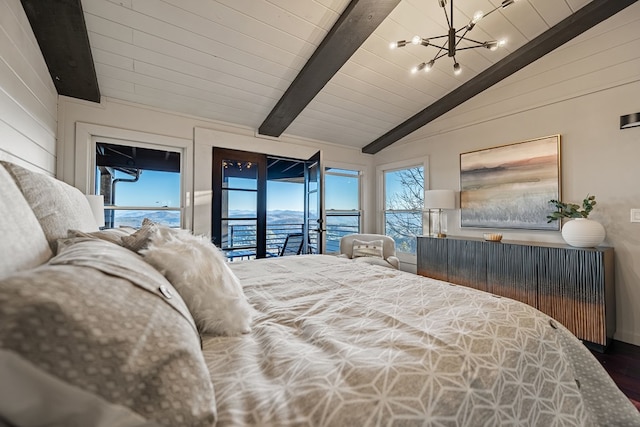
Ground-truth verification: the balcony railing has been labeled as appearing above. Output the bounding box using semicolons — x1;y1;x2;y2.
224;220;359;260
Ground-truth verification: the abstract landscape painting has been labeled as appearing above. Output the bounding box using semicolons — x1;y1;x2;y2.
460;135;560;230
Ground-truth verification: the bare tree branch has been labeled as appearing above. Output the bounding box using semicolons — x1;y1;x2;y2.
385;167;424;252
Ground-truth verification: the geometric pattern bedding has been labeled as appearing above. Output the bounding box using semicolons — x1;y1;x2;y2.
0;239;216;426
203;255;640;426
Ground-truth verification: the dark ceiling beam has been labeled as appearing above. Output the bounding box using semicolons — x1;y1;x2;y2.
21;0;100;102
362;0;638;154
258;0;401;137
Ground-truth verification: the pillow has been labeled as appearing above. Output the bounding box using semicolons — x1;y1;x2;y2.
0;239;216;426
121;219;162;252
53;238;201;332
127;219;253;337
1;161;98;251
67;227;136;247
352;239;384;259
0;350;152;427
0;165;52;279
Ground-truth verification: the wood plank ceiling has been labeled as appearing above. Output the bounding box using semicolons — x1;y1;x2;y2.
23;0;640;153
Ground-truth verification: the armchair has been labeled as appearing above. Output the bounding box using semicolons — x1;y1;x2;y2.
338;234;399;269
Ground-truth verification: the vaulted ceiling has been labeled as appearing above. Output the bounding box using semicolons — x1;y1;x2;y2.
22;0;638;154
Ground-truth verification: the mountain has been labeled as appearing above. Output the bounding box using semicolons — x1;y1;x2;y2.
110;210;181;228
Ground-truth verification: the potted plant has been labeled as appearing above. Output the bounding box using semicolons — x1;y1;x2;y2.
546;195;597;222
547;195;605;247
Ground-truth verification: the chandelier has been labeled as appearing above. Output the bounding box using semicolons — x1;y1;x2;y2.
390;0;521;75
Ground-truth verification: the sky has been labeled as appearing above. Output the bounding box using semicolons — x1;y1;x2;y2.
384;166;424;208
113;169;360;212
111;170;180;207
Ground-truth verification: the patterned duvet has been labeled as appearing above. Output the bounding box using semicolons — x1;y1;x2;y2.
202;255;639;426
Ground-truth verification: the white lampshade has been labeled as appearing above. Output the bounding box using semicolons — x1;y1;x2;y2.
85;194;105;228
424;189;455;210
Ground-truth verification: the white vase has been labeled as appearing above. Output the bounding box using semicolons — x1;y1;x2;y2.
561;218;605;247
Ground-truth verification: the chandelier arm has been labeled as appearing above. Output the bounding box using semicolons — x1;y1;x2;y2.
424;34;449;40
432;51;449;61
455;45;490;52
459;36;490;45
481;4;505;20
434;38;448;56
455;25;490;49
454;28;489;49
454;27;472;49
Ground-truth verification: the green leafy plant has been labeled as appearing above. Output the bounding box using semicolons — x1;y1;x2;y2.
546;195;597;223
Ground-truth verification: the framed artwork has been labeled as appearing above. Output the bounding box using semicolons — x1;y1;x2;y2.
460;135;560;230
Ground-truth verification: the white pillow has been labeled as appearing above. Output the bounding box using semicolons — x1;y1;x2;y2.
67;227;136;246
129;221;253;337
352;239;384;259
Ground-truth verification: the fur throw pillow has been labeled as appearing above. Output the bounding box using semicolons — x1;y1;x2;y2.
128;220;253;336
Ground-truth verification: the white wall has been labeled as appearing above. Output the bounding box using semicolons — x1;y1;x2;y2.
0;0;57;174
32;0;640;346
57;96;376;236
373;5;640;346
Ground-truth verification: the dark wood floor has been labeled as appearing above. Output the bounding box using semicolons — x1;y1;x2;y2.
590;340;640;410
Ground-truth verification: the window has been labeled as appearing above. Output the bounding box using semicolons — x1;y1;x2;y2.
325;167;361;253
383;165;424;254
95;141;182;228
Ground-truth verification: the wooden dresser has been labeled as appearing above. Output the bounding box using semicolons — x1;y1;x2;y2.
417;236;615;351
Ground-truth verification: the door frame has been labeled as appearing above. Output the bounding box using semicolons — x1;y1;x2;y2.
304;150;325;254
212;148;267;258
212;147;325;258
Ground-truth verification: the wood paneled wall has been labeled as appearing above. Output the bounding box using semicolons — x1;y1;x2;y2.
0;0;57;175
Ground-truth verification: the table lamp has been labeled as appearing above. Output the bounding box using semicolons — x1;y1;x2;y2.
424;189;455;238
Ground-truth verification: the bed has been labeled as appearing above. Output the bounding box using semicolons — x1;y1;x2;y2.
2;158;638;426
203;254;639;426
